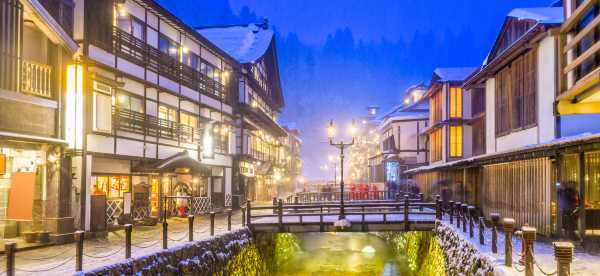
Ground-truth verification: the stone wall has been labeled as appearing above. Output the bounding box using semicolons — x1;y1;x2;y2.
433;220;495;275
78;228;266;275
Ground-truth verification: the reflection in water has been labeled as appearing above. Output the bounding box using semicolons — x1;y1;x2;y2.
275;232;415;276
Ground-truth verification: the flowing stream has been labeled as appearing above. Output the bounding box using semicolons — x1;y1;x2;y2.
274;232;417;276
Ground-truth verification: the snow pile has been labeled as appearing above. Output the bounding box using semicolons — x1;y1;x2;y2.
77;228;253;275
434;220;495;276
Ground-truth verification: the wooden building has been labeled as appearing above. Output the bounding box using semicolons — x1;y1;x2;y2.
0;0;78;241
198;22;287;203
71;0;239;231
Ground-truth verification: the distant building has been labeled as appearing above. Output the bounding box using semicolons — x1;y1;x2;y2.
368;84;430;194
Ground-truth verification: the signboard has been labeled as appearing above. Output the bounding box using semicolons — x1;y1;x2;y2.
0;154;5;175
123;192;131;214
7;172;35;220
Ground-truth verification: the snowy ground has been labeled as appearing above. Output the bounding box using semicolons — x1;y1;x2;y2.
0;212;244;276
438;218;600;276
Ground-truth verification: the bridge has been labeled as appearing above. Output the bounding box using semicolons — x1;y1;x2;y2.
246;193;442;233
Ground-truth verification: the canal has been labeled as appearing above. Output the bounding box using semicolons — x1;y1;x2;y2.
267;232;446;275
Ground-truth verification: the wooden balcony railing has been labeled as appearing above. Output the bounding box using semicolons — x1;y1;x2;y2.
112;107;202;143
21;59;52;98
112;27;226;100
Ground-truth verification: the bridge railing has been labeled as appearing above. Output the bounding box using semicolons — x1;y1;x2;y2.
288;190;423;204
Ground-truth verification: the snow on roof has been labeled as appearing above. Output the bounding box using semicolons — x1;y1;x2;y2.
405;132;600;174
507;7;564;24
433;67;478;82
198;23;274;64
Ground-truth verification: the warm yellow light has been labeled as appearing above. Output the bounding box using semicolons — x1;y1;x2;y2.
298;177;305;183
251;100;258;108
327;120;335;139
169;47;178;54
182;47;189;54
117;5;127;17
193;178;199;184
66;64;83;149
349;120;357;136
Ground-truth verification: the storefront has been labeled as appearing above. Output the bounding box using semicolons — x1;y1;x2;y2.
0;141;67;240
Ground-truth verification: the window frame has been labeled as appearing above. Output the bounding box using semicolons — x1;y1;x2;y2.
448;125;463;158
92;81;114;134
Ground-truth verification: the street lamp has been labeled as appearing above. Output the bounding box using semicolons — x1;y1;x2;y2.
327;119;357;219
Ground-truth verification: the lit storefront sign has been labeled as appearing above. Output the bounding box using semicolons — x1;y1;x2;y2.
66;64;84;149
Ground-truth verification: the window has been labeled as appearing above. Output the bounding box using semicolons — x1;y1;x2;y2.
180;112;199;143
93;81;113;133
431;128;442;162
159;35;179;59
91;175;129;198
117;14;145;40
184;52;200;71
116;92;144;113
495;50;537;135
449;126;463;157
214;124;229;154
431;90;442;123
449;87;462;118
158;105;177;122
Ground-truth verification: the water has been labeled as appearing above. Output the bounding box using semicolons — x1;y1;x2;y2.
275;232;414;276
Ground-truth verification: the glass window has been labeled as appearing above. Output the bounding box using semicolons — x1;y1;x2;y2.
585;152;600;209
449;87;462;118
92;175;129;198
116;92;144;113
449;126;463;157
131;18;145;40
158;105;177;122
431;128;442;162
93;81;113;133
159;35;179;59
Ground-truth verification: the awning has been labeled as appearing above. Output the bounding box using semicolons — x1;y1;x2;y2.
239;104;288;137
133;151;211;175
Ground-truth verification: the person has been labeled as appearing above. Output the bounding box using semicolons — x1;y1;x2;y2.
558;181;581;240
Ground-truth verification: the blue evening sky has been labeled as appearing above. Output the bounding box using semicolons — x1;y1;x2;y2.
158;0;588;180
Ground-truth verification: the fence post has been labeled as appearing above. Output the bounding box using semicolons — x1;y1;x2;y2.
522;226;536;276
210;211;216;236
491;213;500;253
5;242;15;276
455;202;462;228
468;206;475;238
478;217;485;245
449;200;455;224
125;224;132;259
272;197;277;215
246;200;252;226
461;204;468;233
188;215;194;241
74;230;84;272
553;242;574;276
395;193;401;210
241;206;246;226
162;220;168;249
435;195;442;220
419;193;424;211
278;199;283;232
227;208;232;231
503;218;515;267
404;195;410;231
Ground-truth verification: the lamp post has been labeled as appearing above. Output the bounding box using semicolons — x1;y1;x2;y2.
327;119;357;219
328;155;339;186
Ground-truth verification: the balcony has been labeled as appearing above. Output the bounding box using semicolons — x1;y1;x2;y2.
559;0;600;113
0;55;53;98
111;27;226;100
112;107;202;143
21;60;52;98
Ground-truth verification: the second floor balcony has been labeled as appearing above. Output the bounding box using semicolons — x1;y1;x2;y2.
1;56;53;99
111;27;226;101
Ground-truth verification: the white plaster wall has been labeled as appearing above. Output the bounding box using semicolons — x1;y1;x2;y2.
225;168;232;195
181;86;199;101
146;100;157;116
146;88;158;100
146;70;158;84
159;92;178;107
116;138;145;157
201;48;222;69
146;12;158;29
145;142;157;158
158;145;181;159
158;76;178;93
201;95;222;110
91;157;131;174
124;0;145;21
180;100;198;114
146;27;158;48
496;126;539;152
537;35;557;143
485;78;496;154
117;58;145;80
86;134;114;154
89;46;115;67
159;20;179;42
122;78;145;97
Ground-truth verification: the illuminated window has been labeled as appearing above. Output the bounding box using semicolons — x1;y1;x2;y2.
180;112;199;143
116;92;144;113
158;105;177;122
431;128;442;162
449;126;463;157
92;175;129;198
449;87;462;118
93;81;113;133
431;91;442;123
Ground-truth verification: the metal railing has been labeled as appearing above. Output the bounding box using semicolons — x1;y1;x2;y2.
113;107;203;143
290;190;421;204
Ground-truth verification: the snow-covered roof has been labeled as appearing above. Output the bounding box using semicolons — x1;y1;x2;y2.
433;67;478;82
507;7;564;24
406;132;600;174
197;23;274;64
